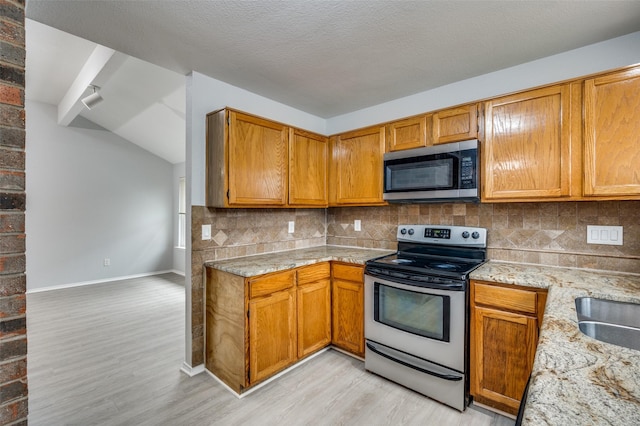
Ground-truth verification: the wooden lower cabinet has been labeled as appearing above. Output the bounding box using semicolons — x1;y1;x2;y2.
296;263;331;358
205;261;336;393
331;263;365;357
248;287;296;384
470;280;547;415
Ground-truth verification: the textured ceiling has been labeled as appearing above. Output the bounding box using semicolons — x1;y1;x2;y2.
26;1;640;119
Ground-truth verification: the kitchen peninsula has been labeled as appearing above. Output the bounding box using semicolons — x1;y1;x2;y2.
471;262;640;425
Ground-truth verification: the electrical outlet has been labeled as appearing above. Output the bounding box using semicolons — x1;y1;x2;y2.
288;221;295;233
354;220;361;232
202;224;211;240
587;225;623;246
103;258;110;267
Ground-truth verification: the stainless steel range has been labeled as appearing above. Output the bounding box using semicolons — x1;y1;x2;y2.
364;224;487;411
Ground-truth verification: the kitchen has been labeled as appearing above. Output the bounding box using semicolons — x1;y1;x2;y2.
8;2;640;425
200;62;640;423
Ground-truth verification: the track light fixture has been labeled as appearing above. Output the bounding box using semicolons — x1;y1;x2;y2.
81;85;104;110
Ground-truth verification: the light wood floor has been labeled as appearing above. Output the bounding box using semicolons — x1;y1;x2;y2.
27;273;514;426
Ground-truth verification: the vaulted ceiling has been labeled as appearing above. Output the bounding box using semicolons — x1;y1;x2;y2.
25;1;640;164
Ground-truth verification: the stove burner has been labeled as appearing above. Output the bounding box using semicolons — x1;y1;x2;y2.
391;259;413;264
430;262;458;270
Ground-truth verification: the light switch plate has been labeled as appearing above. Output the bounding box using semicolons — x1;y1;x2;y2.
587;225;623;245
354;220;361;232
202;224;211;240
288;221;295;234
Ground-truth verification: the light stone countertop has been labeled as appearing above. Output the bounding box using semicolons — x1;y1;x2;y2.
471;261;640;426
203;245;394;277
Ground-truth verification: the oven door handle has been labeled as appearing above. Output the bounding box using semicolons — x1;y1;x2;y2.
366;342;463;382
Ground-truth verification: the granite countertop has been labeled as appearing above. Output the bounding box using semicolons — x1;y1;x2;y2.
471;262;640;425
203;245;394;277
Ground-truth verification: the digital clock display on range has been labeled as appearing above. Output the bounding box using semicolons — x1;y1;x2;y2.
424;228;451;239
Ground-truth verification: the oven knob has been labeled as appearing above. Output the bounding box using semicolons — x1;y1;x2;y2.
472;231;480;239
400;228;407;235
408;229;414;235
462;231;470;238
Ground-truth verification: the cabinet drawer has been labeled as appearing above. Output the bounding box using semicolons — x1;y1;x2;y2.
297;262;330;285
474;282;537;314
249;270;295;299
332;263;363;282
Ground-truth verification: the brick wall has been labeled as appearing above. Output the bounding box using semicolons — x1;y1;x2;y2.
0;0;26;424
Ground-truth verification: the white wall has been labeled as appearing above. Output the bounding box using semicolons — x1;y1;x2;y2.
26;100;175;291
173;161;186;274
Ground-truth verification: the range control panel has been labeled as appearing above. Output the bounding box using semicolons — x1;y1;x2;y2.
398;225;487;247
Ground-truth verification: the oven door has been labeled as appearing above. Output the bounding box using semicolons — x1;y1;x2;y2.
364;273;466;372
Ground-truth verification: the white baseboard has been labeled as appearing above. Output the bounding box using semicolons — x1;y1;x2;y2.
26;270;184;294
181;362;205;377
205;347;330;398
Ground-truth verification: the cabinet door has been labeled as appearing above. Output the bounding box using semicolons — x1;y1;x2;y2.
289;128;328;206
584;67;640;197
228;111;288;206
432;104;477;144
330;126;385;205
331;278;364;357
471;306;538;415
386;115;430;152
297;279;331;358
248;288;296;384
483;85;572;201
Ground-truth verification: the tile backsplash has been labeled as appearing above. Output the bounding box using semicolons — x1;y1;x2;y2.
327;201;640;274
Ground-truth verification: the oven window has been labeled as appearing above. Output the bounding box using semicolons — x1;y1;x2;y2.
374;282;450;342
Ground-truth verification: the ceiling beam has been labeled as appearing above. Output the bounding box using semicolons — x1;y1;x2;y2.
57;45;126;126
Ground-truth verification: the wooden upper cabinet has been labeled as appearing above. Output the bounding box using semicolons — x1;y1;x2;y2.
289;128;328;206
482;84;574;201
228;111;288;206
206;108;329;208
386;115;431;152
432;104;478;144
206;109;289;207
583;67;640;198
329;126;386;206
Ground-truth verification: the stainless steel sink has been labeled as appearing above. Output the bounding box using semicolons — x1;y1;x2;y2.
575;297;640;328
578;321;640;351
575;297;640;351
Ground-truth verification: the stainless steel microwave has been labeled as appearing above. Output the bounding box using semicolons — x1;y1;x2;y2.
383;139;479;203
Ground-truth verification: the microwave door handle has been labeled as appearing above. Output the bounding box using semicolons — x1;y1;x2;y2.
366;342;462;382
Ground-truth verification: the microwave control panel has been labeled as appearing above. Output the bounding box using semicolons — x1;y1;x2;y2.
459;149;477;189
